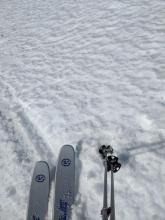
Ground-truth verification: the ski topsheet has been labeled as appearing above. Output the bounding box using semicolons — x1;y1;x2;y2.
27;161;50;220
53;145;75;220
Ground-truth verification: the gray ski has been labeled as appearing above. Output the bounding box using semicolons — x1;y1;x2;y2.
53;145;75;220
27;161;50;220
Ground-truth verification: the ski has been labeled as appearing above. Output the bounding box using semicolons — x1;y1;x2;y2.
26;161;50;220
53;145;75;220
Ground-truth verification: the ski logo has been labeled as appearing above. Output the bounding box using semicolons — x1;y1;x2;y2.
32;215;40;220
61;158;71;167
35;174;46;182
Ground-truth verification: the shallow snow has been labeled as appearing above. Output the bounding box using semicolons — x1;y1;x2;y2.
0;0;165;219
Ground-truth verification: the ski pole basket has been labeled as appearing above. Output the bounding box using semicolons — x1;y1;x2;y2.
107;156;121;173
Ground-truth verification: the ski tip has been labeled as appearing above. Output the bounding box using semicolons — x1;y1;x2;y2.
33;161;50;187
58;145;75;166
61;144;75;151
35;161;49;169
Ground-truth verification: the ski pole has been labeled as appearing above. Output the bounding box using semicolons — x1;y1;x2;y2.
110;163;115;220
102;156;108;220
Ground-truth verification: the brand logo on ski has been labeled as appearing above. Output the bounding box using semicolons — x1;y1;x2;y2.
35;174;46;182
61;158;71;166
32;215;40;220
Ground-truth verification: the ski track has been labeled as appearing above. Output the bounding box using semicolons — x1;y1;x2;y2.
0;80;55;220
0;0;165;219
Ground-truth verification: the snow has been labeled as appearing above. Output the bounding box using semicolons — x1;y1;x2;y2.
0;0;165;219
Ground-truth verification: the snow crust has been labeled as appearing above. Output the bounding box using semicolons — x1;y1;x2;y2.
0;0;165;219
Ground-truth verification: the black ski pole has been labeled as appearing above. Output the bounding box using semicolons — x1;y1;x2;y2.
110;163;115;220
108;153;121;220
102;155;108;220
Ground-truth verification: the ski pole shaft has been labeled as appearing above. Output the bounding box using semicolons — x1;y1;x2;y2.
110;164;115;220
102;158;108;220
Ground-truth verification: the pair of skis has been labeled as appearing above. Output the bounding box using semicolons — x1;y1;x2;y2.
26;145;75;220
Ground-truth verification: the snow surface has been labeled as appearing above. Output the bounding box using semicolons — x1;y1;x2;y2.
0;0;165;219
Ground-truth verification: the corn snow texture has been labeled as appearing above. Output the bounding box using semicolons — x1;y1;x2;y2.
0;0;165;219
